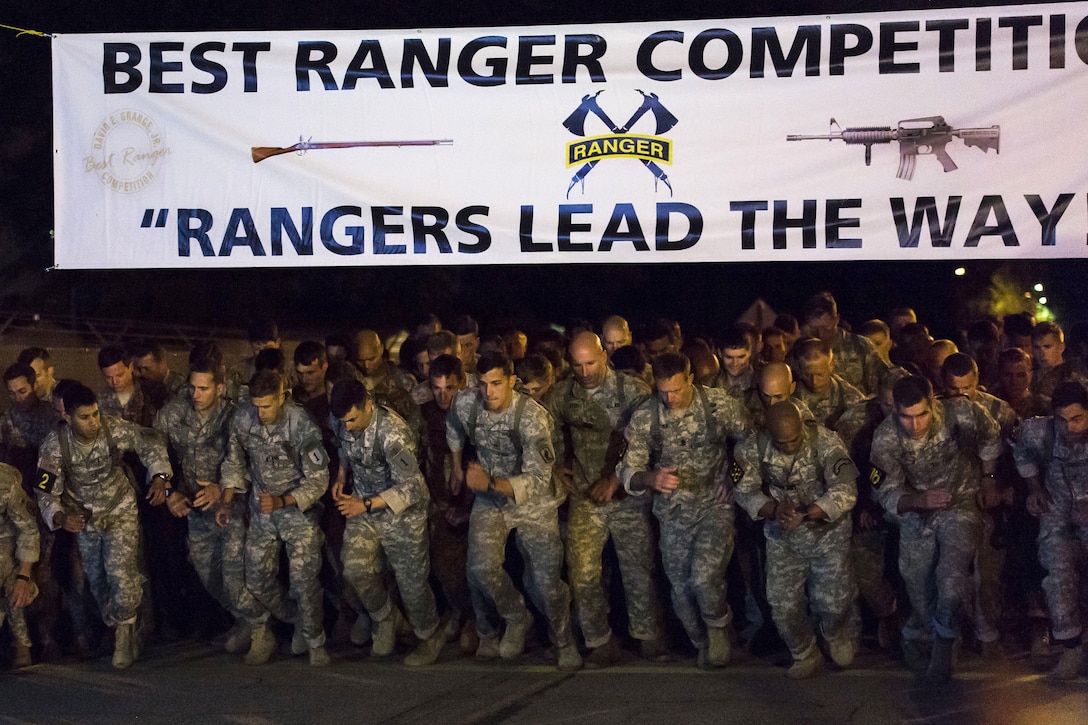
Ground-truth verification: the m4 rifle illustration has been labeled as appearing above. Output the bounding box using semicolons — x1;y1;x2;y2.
251;136;452;163
787;116;999;180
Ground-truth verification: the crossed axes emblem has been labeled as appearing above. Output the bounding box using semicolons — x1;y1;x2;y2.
562;90;679;198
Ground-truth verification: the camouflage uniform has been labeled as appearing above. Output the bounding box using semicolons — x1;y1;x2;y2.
420;401;471;621
363;362;423;440
446;388;573;648
334;405;439;640
1013;416;1088;641
98;380;166;428
36;414;172;627
870;397;1000;642
830;328;888;396
794;373;867;430
0;397;60;475
548;369;661;648
221;401;329;647
735;423;858;659
618;386;753;648
0;463;39;649
711;368;756;401
153;395;246;621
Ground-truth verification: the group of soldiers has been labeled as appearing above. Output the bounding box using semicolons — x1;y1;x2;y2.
1;293;1087;684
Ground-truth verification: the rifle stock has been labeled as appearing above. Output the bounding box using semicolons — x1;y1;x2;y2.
251;145;300;164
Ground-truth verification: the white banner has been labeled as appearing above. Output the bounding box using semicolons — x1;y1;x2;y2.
53;3;1088;268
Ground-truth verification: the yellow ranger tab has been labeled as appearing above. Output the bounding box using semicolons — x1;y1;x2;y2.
567;134;672;166
869;467;884;487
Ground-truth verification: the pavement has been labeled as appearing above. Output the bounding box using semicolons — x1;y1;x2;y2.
2;637;1087;724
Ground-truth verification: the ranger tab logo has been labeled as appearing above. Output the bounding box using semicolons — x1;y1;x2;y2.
562;90;677;198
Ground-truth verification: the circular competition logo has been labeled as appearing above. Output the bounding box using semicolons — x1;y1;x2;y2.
85;109;171;193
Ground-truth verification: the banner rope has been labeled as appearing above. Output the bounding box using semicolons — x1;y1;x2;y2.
0;23;53;38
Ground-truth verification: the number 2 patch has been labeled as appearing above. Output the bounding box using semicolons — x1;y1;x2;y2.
36;466;59;494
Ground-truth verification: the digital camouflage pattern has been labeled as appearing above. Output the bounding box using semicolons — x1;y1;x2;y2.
794;373;867;430
0;463;39;646
830;328;888;396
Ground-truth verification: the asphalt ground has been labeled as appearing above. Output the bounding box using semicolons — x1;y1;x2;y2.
2;635;1086;725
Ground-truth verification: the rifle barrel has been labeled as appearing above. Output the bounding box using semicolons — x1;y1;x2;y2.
251;139;453;163
786;134;842;141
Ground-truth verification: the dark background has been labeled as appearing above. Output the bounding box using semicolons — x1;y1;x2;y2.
0;0;1080;340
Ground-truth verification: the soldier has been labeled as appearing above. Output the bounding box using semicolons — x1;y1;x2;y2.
36;383;174;669
97;345;168;426
16;347;57;403
601;315;633;359
420;355;474;652
712;325;757;400
516;354;555;404
0;461;39;668
220;370;330;666
859;320;892;366
735;402;858;678
1014;381;1088;679
352;329;421;432
292;341;331;423
446;350;580;671
329;379;444;666
618;352;753;668
130;341;188;397
793;338;867;431
2;363;61;474
870;376;1000;682
1031;322;1088;410
153;353;249;653
549;332;664;667
448;314;481;376
800;292;887;395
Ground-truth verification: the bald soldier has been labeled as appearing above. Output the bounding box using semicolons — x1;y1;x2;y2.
744;362;817;430
793;339;867;431
601;315;633;359
352;329;422;432
548;332;664;666
736;402;858;678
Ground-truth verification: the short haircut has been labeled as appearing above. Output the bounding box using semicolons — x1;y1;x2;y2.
966;319;1000;345
129;339;165;361
329;378;370;418
477;350;514;377
248;317;279;343
859;319;890;338
254;347;287;376
893;375;933;409
448;314;479;337
248;369;284;398
877;366;911;395
773;313;800;336
718;324;752;351
324;360;358;387
516;353;553;384
63;383;98;414
189;340;224;369
611;345;646;377
998;347;1031;369
802;291;838;323
1031;321;1064;343
52;379;80;408
651;351;690;381
643;318;675;345
97;345;130;370
795;337;832;361
426;330;459;357
941;352;978;379
293;340;326;367
16;346;50;367
429;354;464;382
3;363;35;385
325;333;352;354
1051;381;1088;411
1003;312;1034;339
189;356;226;384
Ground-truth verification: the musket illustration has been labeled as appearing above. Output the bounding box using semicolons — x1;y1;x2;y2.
786;116;999;180
251;136;453;164
563;90;677;197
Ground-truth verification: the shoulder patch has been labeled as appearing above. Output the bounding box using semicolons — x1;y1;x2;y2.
539;442;555;465
36;465;59;494
390;445;415;475
302;441;329;471
729;460;743;484
831;457;854;477
869;466;884;487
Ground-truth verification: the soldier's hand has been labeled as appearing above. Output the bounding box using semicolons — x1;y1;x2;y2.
215;506;232;528
776;501;804;531
913;489;953;510
10;577;33;609
559;466;575;494
1025;490;1050;516
589;474;620;503
805;504;828;522
449;467;465;495
193;480;222;510
712;479;735;505
649;467;680;494
166;491;192;518
977;485;1001;510
334;491;366;519
258;492;284;515
147;477;169;506
60;512;86;533
465;462;491;492
331;480;345;500
858;509;879;530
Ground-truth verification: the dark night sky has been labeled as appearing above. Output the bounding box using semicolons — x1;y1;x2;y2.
1;0;1082;340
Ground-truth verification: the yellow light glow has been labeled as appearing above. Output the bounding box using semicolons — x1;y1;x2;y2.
1034;283;1044;292
954;267;966;276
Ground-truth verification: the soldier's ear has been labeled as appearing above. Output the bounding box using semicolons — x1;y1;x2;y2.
217;383;227;397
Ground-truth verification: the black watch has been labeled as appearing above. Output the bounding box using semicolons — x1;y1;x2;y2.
363;497;373;513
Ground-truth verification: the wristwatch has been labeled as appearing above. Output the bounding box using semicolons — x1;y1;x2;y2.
363;497;373;513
